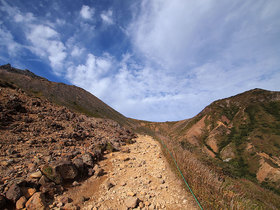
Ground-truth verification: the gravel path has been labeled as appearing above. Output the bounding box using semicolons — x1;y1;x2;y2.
81;135;198;210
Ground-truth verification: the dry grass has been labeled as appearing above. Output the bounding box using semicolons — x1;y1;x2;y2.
154;133;280;209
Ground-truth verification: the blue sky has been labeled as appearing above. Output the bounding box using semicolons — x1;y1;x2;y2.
1;0;280;121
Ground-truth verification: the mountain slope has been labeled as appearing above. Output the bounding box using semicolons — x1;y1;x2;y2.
0;64;134;127
137;88;280;209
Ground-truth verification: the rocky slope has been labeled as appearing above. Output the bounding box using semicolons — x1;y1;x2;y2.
0;79;136;209
0;64;134;127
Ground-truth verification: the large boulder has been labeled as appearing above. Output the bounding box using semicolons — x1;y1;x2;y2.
5;183;22;203
82;153;94;167
41;165;62;184
54;161;78;181
25;192;47;210
72;158;86;176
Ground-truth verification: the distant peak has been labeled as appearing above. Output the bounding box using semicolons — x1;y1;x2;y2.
0;63;44;80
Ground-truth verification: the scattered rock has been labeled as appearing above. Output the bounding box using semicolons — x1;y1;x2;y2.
105;181;114;190
30;171;42;179
139;201;144;208
62;203;79;210
59;196;72;205
38;175;50;186
22;187;36;199
144;201;150;206
25;192;47;210
79;196;89;203
119;181;126;186
55;161;78;181
127;191;135;197
72;158;86;175
16;196;27;209
93;165;104;177
41;165;62;184
72;181;80;187
6;183;22;203
124;197;138;208
82;153;94;167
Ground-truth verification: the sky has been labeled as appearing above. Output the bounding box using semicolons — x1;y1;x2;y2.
0;0;280;122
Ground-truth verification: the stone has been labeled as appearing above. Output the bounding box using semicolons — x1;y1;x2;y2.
119;181;126;186
22;187;36;199
123;157;130;161
127;191;135;197
40;182;59;197
79;196;89;203
6;183;22;203
139;201;144;208
25;192;47;210
62;203;78;210
105;181;114;190
72;158;86;175
144;201;150;206
30;171;42;178
38;175;50;186
82;153;94;167
16;196;27;209
55;161;78;181
88;168;95;176
41;165;62;184
94;167;104;177
122;148;130;153
124;197;138;208
72;181;80;186
59;196;72;204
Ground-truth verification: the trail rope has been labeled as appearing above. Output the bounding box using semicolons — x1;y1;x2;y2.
158;138;203;210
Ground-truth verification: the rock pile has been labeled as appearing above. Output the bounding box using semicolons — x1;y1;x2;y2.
0;81;136;209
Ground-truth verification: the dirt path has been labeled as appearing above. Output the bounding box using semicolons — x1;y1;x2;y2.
63;135;198;209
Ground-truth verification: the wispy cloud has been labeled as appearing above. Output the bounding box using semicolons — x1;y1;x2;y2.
0;0;279;121
100;9;113;25
80;5;94;20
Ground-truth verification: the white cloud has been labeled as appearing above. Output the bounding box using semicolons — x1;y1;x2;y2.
25;24;67;73
80;5;94;20
0;25;22;56
100;9;113;25
1;0;280;121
